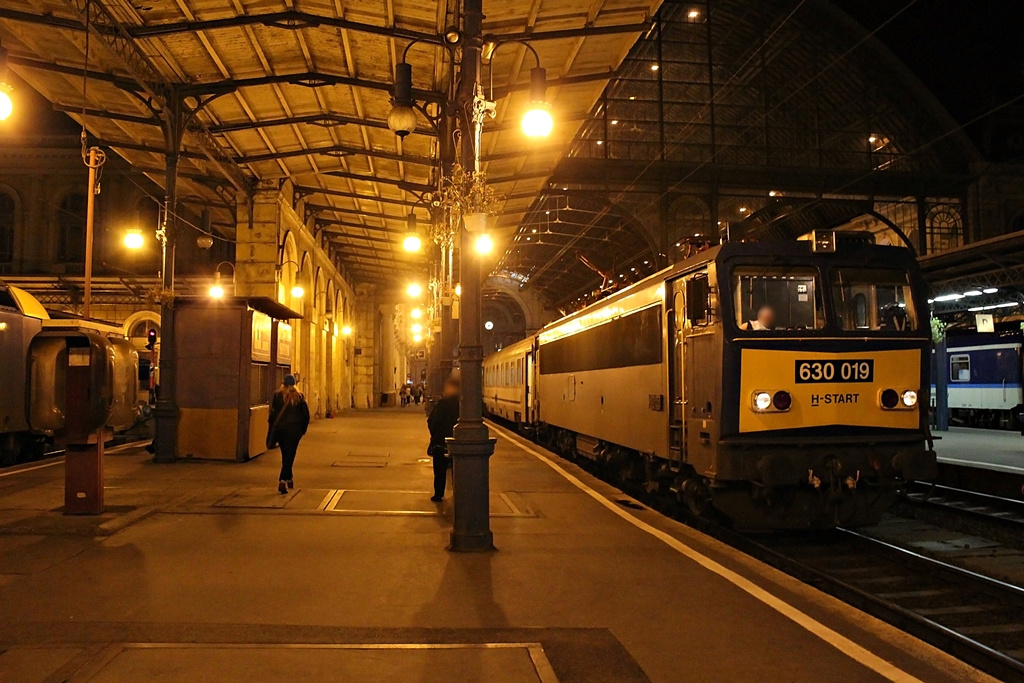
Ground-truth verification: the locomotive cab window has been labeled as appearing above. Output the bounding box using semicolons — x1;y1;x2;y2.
832;268;917;332
733;267;823;332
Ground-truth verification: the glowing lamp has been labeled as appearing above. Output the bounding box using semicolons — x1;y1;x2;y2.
403;233;422;252
411;323;422;334
124;230;144;249
474;234;494;255
521;67;552;138
209;271;227;299
410;308;422;319
291;285;305;299
0;89;11;122
753;392;771;411
522;106;553;138
413;334;423;343
0;45;11;121
403;211;422;252
341;325;353;336
407;283;422;297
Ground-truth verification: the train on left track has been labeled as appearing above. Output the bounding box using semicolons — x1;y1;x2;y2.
0;281;140;465
484;229;937;530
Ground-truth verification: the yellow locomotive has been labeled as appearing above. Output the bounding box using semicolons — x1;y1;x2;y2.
484;231;936;529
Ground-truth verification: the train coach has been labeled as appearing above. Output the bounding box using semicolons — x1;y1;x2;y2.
0;281;140;465
484;232;937;529
931;331;1023;429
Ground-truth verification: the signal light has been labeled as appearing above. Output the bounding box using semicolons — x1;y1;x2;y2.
901;390;918;407
880;389;900;409
772;390;792;411
146;329;157;350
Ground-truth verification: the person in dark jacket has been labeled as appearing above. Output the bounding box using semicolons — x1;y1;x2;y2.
426;375;460;502
268;374;311;494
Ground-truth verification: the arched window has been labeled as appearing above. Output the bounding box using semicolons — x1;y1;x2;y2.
926;205;963;255
58;192;88;263
0;192;14;265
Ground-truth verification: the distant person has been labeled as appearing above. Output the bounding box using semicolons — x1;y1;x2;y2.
413;384;423;405
741;305;776;331
268;374;310;494
426;375;460;502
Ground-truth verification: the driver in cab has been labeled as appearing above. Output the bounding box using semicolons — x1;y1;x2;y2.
741;305;776;331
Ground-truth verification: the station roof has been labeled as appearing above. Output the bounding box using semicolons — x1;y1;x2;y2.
494;0;980;309
920;232;1024;316
0;0;658;285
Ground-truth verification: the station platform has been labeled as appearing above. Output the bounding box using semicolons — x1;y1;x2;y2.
934;427;1024;474
0;410;994;682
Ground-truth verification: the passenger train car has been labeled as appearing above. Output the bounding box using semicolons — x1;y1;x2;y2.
932;331;1023;429
0;281;139;465
0;283;45;464
484;233;936;529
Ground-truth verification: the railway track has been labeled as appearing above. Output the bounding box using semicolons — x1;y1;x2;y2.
493;419;1024;678
2;437;153;472
736;528;1024;682
905;482;1024;530
518;436;1024;680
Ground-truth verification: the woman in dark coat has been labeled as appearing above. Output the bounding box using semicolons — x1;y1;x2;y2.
268;374;311;494
426;376;460;502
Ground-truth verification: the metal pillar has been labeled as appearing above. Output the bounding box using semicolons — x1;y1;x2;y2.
153;97;185;464
934;337;949;431
82;145;105;319
447;0;495;553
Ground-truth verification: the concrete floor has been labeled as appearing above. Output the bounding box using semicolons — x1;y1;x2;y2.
934;427;1024;474
0;409;997;682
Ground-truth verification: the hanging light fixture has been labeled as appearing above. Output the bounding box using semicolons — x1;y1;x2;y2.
521;67;552;138
0;42;13;121
403;211;422;252
387;62;418;138
209;272;225;299
474;233;494;254
123;229;144;250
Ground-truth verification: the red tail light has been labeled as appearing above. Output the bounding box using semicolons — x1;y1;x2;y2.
880;389;899;409
772;390;792;411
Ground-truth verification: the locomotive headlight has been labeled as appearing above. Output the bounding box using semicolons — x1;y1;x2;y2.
901;390;918;407
753;391;772;411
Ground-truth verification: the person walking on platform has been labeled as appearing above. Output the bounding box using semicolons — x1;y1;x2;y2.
426;375;460;502
268;374;310;494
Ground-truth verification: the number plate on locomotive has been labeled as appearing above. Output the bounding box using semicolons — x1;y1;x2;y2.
795;359;874;383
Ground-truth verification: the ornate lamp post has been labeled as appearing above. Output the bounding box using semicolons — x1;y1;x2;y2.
388;0;552;551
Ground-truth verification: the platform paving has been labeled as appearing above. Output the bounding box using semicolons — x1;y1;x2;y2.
934;426;1024;474
0;408;997;682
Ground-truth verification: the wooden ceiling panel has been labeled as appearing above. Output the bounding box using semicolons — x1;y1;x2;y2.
0;0;660;283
